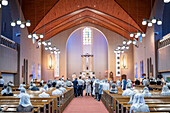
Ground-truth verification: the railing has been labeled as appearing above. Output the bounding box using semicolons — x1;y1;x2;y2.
158;33;170;49
0;35;18;50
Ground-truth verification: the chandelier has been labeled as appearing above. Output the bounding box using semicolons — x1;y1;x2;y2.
11;19;31;28
0;0;8;8
42;40;60;54
130;31;145;38
142;17;162;27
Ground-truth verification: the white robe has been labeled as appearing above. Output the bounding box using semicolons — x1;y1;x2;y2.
38;92;50;97
85;79;91;93
103;83;110;91
52;89;63;96
122;89;134;96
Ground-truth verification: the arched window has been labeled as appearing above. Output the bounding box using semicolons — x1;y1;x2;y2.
83;27;92;45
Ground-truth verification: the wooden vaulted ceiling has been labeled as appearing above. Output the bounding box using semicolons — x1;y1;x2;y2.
19;0;155;40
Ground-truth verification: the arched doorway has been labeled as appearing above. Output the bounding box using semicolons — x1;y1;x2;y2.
66;27;108;80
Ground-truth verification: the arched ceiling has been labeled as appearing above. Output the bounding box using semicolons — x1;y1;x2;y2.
19;0;155;40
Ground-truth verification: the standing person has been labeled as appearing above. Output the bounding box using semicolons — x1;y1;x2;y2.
98;82;103;101
0;76;4;87
135;79;140;85
116;79;121;87
122;79;127;90
72;78;78;97
78;76;84;97
94;79;100;100
85;76;91;96
91;76;95;97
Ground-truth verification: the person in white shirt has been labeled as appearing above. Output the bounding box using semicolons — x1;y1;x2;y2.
38;89;50;97
0;76;5;87
110;83;118;94
103;79;110;91
7;81;14;86
43;84;48;92
66;79;73;87
85;76;91;96
122;83;134;96
18;88;27;98
78;76;84;97
116;79;121;87
57;79;62;86
59;85;67;93
1;85;7;95
142;78;149;86
52;85;63;96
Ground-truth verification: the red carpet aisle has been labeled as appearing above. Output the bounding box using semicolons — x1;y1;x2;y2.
63;93;108;113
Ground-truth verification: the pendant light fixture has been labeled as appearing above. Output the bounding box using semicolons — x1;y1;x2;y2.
142;17;162;27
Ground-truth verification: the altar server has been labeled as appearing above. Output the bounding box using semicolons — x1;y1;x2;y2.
85;76;91;96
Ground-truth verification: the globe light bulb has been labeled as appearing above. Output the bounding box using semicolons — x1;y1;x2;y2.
45;47;48;50
142;19;147;25
151;17;157;24
137;31;141;36
130;33;134;37
123;40;126;45
17;19;21;25
126;46;129;49
48;41;51;45
26;20;31;27
135;34;138;38
20;23;25;28
2;0;8;6
148;21;152;27
11;21;16;27
40;34;44;38
28;34;32;38
157;19;162;25
142;32;146;37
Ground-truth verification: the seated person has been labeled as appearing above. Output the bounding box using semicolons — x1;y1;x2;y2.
127;79;133;88
130;93;150;113
1;85;7;95
39;80;44;87
0;76;4;87
52;79;57;87
38;89;50;97
7;81;14;86
0;106;8;112
52;85;63;96
122;83;134;96
18;88;27;98
47;79;53;88
18;84;25;91
109;83;118;94
3;86;13;96
142;87;151;97
28;81;35;90
59;84;67;93
150;78;157;85
116;79;121;87
17;94;34;112
146;84;153;91
31;85;39;91
135;79;140;85
161;85;170;96
128;92;137;104
66;79;73;87
142;78;149;86
157;75;164;85
43;84;49;92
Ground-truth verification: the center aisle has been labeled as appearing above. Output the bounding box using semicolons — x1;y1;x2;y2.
63;92;109;113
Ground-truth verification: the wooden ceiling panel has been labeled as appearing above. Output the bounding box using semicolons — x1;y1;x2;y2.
19;0;155;40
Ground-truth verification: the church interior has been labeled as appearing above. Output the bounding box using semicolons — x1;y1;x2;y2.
0;0;170;112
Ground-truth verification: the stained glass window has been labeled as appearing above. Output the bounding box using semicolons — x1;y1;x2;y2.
83;27;92;45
